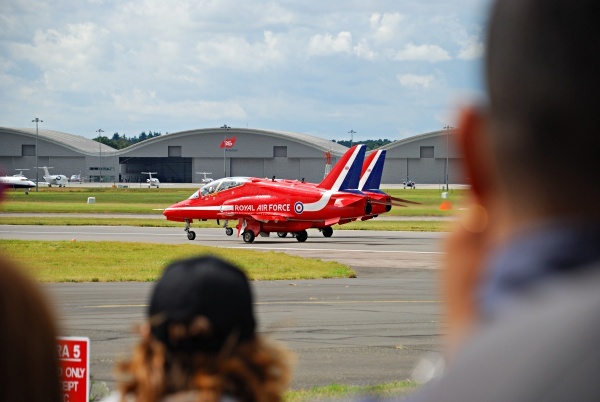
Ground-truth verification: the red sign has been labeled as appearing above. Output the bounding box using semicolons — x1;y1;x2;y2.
220;136;237;148
57;336;90;402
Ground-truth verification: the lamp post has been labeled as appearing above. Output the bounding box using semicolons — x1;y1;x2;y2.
221;124;230;177
348;130;356;147
96;129;104;182
443;125;454;191
32;117;43;192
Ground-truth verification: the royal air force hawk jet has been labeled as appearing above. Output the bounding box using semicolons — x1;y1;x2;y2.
164;145;417;243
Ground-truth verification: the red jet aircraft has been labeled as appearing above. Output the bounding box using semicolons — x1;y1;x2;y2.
163;145;372;243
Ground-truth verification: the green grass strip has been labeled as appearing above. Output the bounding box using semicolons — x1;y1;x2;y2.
1;188;465;216
285;381;417;402
0;240;355;282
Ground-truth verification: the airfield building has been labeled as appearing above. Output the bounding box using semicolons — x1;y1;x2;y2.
0;126;465;185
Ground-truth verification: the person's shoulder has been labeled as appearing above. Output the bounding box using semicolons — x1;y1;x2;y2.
418;264;600;402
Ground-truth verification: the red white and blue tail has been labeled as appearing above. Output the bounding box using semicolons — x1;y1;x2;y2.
317;145;366;192
359;150;386;193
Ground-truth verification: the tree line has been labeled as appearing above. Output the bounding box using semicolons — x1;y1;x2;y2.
332;139;392;150
94;131;164;149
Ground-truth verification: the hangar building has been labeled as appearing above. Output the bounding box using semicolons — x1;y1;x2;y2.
0;126;465;185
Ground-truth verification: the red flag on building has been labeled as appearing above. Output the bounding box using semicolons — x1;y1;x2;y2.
220;137;236;148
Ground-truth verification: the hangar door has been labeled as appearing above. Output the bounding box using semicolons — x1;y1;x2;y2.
119;157;192;183
231;159;264;178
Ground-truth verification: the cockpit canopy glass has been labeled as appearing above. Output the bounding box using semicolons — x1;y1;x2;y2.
188;177;248;199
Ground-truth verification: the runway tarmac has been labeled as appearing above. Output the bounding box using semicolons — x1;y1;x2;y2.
0;225;445;391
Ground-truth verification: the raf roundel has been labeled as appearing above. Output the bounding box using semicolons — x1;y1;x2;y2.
294;201;304;214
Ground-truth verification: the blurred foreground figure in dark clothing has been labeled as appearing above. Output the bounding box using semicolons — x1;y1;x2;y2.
413;0;600;401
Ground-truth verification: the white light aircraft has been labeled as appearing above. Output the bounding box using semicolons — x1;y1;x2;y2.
39;166;69;187
196;171;214;183
142;172;160;188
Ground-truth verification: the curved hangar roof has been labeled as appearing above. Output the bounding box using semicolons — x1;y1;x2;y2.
0;127;116;154
117;127;349;156
1;127;348;156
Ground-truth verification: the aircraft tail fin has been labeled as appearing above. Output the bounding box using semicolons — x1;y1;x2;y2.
359;150;386;191
317;145;366;191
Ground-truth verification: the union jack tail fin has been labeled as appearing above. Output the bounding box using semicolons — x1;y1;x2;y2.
359;150;386;192
317;145;366;191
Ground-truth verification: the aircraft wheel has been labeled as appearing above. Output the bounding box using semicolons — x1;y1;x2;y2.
225;227;234;236
243;231;255;243
277;232;288;238
322;227;333;238
187;231;196;241
295;230;308;242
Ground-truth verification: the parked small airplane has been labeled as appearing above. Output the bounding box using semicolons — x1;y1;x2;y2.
142;172;160;188
0;175;36;194
39;166;69;187
70;172;83;182
196;171;214;183
164;145;371;243
13;168;30;178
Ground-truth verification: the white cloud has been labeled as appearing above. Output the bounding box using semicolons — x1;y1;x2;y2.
398;74;435;88
308;31;352;56
353;39;376;60
112;89;247;119
457;35;484;59
195;31;284;71
370;12;405;42
392;43;451;62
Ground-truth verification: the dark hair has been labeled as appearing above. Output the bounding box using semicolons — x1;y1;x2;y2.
0;255;62;402
486;0;600;206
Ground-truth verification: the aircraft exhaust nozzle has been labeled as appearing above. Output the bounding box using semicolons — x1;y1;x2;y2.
364;201;372;215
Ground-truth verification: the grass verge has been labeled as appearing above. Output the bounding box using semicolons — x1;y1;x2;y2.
1;188;465;217
0;240;355;282
285;381;417;402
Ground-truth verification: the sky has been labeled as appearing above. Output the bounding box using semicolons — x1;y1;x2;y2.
0;0;491;141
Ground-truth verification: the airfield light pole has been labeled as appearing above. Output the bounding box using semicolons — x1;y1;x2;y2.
221;124;230;177
32;117;43;192
348;130;356;147
443;125;454;191
96;129;104;182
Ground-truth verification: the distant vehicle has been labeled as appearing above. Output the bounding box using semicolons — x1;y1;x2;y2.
403;179;416;189
196;171;214;183
142;172;160;188
39;166;69;187
0;175;36;194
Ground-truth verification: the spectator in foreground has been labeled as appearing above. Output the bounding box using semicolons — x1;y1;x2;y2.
104;255;293;402
0;254;62;402
414;0;600;401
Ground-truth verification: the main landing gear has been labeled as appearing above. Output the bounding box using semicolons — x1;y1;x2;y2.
242;230;255;243
277;231;309;242
319;226;333;238
184;219;196;241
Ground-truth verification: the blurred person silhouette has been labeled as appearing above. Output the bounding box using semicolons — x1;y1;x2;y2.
0;254;62;402
412;0;600;401
103;255;293;402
